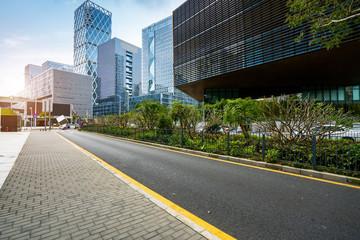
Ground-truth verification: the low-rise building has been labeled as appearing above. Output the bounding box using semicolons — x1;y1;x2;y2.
19;68;92;118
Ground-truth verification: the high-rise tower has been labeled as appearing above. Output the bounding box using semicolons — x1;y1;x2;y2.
140;16;197;108
74;0;112;104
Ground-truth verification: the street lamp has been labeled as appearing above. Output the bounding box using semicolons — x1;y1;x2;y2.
30;107;33;130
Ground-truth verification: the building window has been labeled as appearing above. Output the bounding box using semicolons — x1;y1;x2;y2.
353;86;360;101
345;86;353;102
338;86;345;101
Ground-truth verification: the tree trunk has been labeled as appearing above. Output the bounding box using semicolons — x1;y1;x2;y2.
239;123;250;139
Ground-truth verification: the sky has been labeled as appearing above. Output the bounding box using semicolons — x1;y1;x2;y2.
0;0;186;97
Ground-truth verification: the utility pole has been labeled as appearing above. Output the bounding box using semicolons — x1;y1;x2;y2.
30;107;32;131
70;104;73;124
35;99;37;130
48;100;51;130
0;106;2;132
44;100;47;131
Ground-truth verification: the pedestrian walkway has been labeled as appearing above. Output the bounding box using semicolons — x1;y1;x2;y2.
0;132;30;189
0;131;209;239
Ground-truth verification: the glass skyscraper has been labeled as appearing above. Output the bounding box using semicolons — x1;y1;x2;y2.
142;16;197;106
142;16;174;94
74;0;112;104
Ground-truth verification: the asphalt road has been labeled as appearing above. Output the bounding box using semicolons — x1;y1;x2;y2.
59;130;360;239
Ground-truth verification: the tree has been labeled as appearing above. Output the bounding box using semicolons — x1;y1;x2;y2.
135;100;165;129
156;113;173;129
129;110;145;128
186;105;202;131
286;0;360;49
201;99;228;132
223;98;260;138
170;101;189;129
257;96;353;143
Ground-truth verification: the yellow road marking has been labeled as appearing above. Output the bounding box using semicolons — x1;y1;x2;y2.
80;131;360;190
56;132;236;240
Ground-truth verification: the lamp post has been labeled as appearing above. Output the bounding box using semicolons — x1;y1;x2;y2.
30;107;33;131
34;99;37;130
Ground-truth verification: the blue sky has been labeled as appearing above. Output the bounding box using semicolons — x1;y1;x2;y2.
0;0;185;96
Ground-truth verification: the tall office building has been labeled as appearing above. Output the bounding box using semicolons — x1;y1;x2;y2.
142;16;174;94
173;0;360;103
74;0;112;104
141;16;197;107
94;38;141;116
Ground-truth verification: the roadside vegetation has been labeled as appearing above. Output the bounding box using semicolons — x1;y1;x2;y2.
83;96;360;177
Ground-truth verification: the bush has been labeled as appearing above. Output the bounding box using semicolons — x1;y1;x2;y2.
265;149;280;163
244;145;257;156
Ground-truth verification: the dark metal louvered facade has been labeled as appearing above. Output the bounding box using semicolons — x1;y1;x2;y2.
173;0;360;102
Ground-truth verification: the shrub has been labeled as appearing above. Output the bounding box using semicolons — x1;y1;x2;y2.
265;149;280;163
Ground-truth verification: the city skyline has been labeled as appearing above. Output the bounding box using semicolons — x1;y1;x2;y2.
0;0;186;97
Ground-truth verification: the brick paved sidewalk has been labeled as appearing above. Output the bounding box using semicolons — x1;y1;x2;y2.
0;131;208;240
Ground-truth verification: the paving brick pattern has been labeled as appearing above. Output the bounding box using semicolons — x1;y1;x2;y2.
0;132;207;240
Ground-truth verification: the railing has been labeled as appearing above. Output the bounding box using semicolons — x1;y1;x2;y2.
81;125;360;173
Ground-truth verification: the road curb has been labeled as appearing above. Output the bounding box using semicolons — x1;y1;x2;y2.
82;131;360;187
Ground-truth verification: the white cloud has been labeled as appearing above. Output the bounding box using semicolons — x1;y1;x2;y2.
0;36;30;49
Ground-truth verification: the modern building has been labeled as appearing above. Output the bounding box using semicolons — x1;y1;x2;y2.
25;61;74;88
93;38;141;116
74;0;112;104
41;61;73;73
24;64;42;87
141;16;197;108
173;0;360;103
20;68;92;118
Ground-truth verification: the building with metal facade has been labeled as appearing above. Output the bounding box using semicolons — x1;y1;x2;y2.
24;64;42;88
93;38;141;116
173;0;360;103
74;0;112;104
24;61;73;89
20;69;92;118
142;16;197;107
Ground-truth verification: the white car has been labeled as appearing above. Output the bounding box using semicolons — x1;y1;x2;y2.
68;124;79;129
59;124;69;130
308;125;360;140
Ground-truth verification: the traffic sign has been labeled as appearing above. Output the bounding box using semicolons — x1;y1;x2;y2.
33;114;38;118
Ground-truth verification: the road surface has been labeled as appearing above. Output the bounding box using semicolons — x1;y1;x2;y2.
59;130;360;239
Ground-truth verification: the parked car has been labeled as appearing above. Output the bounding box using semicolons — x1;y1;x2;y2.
59;124;69;130
296;125;360;140
68;124;79;129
